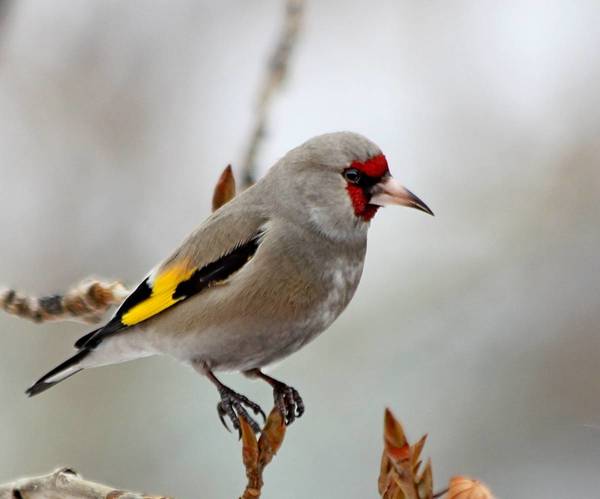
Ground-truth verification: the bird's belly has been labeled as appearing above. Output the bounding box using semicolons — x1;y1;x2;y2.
143;256;364;371
151;317;327;372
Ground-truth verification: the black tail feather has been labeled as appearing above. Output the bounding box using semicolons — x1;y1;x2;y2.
26;348;90;397
73;328;101;349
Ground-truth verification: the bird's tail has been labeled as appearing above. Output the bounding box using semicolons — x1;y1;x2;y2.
26;348;90;397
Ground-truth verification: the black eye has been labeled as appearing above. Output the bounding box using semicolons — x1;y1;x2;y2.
343;168;362;184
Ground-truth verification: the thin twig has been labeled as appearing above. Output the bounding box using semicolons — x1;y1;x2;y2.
239;0;305;189
0;0;12;30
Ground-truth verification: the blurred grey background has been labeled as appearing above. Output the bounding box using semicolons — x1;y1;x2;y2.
0;1;599;497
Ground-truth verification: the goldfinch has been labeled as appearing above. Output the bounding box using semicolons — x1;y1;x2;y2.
27;132;433;432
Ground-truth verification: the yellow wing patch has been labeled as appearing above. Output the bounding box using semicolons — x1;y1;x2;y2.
121;265;195;326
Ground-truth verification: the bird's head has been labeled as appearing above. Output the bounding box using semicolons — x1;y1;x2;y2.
269;132;433;241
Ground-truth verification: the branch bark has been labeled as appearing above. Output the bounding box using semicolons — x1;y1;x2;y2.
239;0;305;189
0;280;129;324
0;468;170;499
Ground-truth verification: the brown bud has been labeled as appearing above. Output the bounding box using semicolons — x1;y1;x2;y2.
212;165;237;212
447;476;494;499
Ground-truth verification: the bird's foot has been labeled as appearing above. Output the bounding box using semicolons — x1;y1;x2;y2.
216;385;266;434
272;381;305;426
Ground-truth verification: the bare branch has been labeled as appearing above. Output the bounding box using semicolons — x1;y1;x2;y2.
0;467;170;499
239;0;305;189
0;280;129;324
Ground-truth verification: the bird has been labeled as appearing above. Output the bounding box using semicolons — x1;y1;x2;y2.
26;131;433;433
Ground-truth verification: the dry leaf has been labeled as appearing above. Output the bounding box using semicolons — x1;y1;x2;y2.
447;476;494;499
239;408;288;499
411;434;428;474
384;408;408;449
258;408;286;468
379;453;393;495
240;416;259;474
212;164;237;211
380;409;433;499
239;415;261;499
416;460;433;499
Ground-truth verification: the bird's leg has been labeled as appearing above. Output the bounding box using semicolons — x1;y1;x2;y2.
194;362;266;434
244;369;305;425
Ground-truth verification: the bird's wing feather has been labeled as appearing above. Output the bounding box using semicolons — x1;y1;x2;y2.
76;204;268;349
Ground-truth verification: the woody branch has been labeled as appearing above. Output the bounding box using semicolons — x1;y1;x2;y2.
0;468;170;499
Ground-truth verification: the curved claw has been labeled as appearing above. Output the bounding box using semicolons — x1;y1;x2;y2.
273;384;305;426
215;386;265;435
255;405;267;423
232;391;266;422
217;403;232;432
292;387;305;418
284;389;296;425
234;403;262;434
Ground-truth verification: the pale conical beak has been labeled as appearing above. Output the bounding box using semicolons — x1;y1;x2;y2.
370;177;434;216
